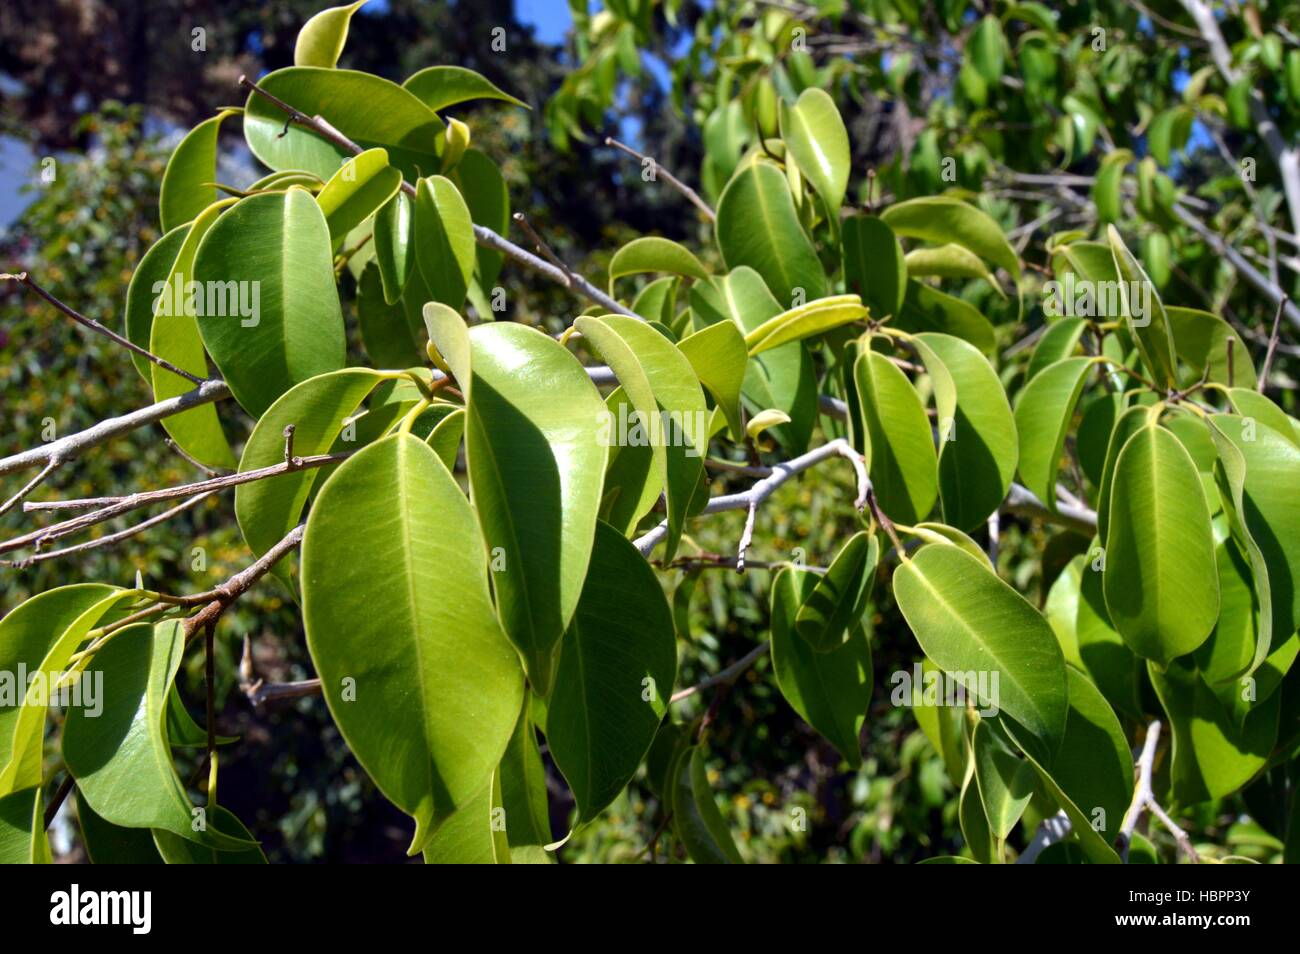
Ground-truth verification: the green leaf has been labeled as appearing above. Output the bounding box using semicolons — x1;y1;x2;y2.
549;521;676;821
374;190;415;305
794;531;879;652
1102;422;1219;665
690;267;817;453
1095;403;1148;542
357;261;422;365
64;621;255;852
851;346;937;524
77;793;163;864
1106;225;1178;388
166;687;237;749
294;0;370;67
574;314;705;563
912;332;1018;530
1013;356;1093;508
959;756;996;863
898;280;997;354
771;567;873;767
1092;152;1127;224
715;159;826;307
893;545;1069;762
1025;317;1086;383
193;188;346;417
236;368;387;566
746;408;790;441
315;147;402;245
972;720;1034;841
1077;553;1142;720
426;406;465;470
1149;658;1281;803
421;773;510;864
414;175;476;309
243;67;443;182
0;788;49;864
0;585;133;796
778;88;850;214
150;200;238;470
970;15;1006;84
1003;669;1130;863
403;65;528;113
743;295;869;356
498;699;551;848
598;387;661;535
905;244;1000;290
608;236;710;291
1224;388;1300;450
301;434;524;851
465;323;610;695
153;806;268;864
452;149;510;290
881;197;1020;283
124;226;189;382
1207;413;1300;678
670;746;744;864
677;318;747;440
843;215;907;320
159;109;237;232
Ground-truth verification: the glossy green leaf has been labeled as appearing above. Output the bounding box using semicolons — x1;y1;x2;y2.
1025;317;1086;383
905;243;1000;290
1106;225;1178;388
1077;553;1142;720
153;806;268;864
881;196;1020;283
1102;422;1219;665
670;745;744;864
746;408;790;440
575;314;705;564
150;199;238;470
420;772;510;864
794;531;879;652
1166;306;1255;389
972;720;1034;840
64;621;254;852
315;147;402;244
608;236;709;291
403;65;528;113
598;386;661;535
549;522;676;821
124;226;189;382
0;585;133;796
294;0;369;67
715;159;825;307
414;175;476;308
159;109;236;232
235;368;387;565
357;260;422;365
0;788;49;864
958;756;996;863
912;332;1018;530
77;793;163;864
1004;669;1129;863
1014;356;1093;508
301;434;524;851
851;346;937;524
1207;413;1300;678
842;215;907;320
193;188;345;417
1225;388;1300;450
678;318;747;440
970;15;1006;84
498;699;551;848
243;67;443;182
689;267;817;453
743;294;869;356
465;322;609;694
893;545;1069;762
771;567;873;766
778;88;849;214
1095;403;1148;542
374;190;415;305
898;280;997;354
452;148;510;290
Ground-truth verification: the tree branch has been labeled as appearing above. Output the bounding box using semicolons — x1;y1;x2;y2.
605;137;717;222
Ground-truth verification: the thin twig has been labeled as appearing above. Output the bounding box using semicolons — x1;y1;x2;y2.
0;458;59;519
671;640;771;704
605;137;717;222
181;524;305;640
3;272;205;386
512;213;573;286
165;438;227;478
1116;720;1163;862
1258;295;1288;391
43;773;75;831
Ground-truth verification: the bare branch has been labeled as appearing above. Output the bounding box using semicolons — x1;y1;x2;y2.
182;524;305;640
0;379;231;478
3;272;206;386
512;212;574;286
670;640;771;704
0;458;59;519
1258;295;1288;390
605;137;717;222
